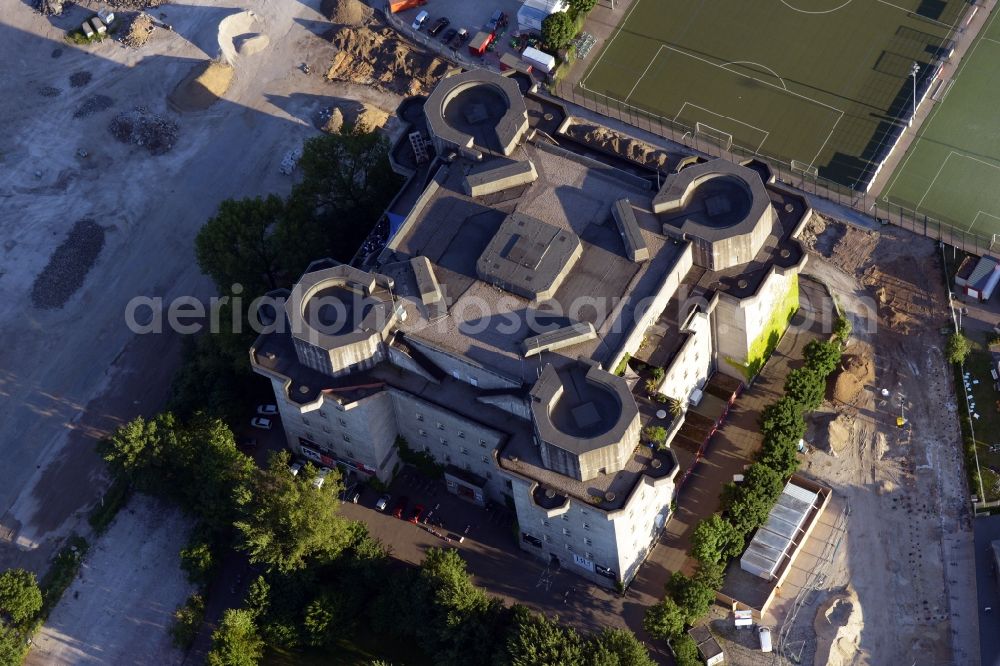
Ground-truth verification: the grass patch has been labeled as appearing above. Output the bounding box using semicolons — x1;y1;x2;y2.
962;337;1000;501
37;535;89;623
88;478;131;535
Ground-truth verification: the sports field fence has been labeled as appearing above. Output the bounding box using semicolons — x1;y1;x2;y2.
552;78;998;258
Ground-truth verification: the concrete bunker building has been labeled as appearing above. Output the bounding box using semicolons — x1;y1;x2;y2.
251;69;811;588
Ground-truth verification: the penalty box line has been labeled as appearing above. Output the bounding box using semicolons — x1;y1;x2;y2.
674;101;770;154
622;45;844;168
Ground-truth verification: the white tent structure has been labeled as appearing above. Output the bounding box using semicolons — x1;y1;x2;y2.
517;0;568;32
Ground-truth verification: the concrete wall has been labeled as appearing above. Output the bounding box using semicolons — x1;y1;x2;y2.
511;465;676;587
477;394;532;420
292;335;384;378
390;389;508;501
714;269;797;375
607;243;694;373
273;379;401;482
659;310;714;402
407;337;522;390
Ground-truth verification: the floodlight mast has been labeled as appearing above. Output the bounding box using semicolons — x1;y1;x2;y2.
909;62;920;127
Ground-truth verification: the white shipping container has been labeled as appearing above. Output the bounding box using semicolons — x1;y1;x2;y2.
521;46;556;74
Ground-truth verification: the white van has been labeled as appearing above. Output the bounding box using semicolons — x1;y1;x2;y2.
411;10;429;31
758;626;773;653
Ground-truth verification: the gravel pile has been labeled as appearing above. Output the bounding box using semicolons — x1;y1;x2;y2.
73;94;115;118
31;220;106;310
120;13;155;48
106;0;164;8
108;106;178;154
38;86;62;97
69;71;92;88
34;0;64;15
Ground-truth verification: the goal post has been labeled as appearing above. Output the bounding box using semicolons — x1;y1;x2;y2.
791;159;819;177
694;122;733;151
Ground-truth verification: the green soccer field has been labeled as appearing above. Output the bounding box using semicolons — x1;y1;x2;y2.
882;8;1000;243
579;0;964;189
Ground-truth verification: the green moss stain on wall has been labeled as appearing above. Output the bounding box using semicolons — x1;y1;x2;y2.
726;275;800;380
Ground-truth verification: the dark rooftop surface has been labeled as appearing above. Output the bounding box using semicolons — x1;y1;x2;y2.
379;140;686;383
545;364;624;440
304;285;374;337
442;83;508;155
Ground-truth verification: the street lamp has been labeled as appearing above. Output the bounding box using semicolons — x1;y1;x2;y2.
909;62;920;127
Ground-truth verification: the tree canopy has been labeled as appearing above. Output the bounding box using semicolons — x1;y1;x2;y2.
195;195;287;296
946;331;972;365
207;608;264;666
0;569;42;626
508;606;584;666
691;514;743;565
784;367;825;412
234;451;351;572
803;339;842;377
542;12;576;50
587;628;656;666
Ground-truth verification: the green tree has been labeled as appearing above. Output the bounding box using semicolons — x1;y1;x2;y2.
784;367;825;411
946;331;972;365
758;438;800;479
97;413;177;493
725;463;785;535
587;628;655;666
508;606;584;666
693;559;726;591
690;515;743;565
833;313;852;343
244;576;270;619
670;633;701;666
180;539;214;587
195;195;288;296
568;0;598;14
235;451;350;572
0;623;26;665
643;596;686;641
667;572;715;625
759;396;806;450
804;339;842;377
303;593;344;647
542;11;576;50
170;593;205;650
291;127;401;265
642;425;667;447
208;608;264;666
0;568;42;626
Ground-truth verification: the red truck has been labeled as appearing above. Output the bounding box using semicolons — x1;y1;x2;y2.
468;31;494;57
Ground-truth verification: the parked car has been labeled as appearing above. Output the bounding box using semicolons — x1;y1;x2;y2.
347;489;361;503
313;467;331;489
376;494;391;512
239;437;257;449
256;404;277;416
428;17;450;37
411;9;429;31
486;10;507;33
250;416;272;430
289;461;302;476
455;28;469;45
441;27;457;43
408;503;425;524
392;496;409;519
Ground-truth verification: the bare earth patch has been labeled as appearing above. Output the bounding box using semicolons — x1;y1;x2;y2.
27;495;194;666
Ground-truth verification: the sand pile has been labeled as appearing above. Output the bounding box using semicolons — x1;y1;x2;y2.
565;122;670;169
321;107;345;134
326;23;449;96
832;342;874;405
169;61;233;112
218;10;257;63
236;33;269;55
825;414;852;454
121;12;155;48
813;588;864;666
355;104;389;131
321;0;372;26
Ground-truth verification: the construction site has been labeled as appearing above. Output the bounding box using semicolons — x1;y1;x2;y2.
0;0;989;664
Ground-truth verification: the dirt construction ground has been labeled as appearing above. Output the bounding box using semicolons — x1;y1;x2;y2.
27;496;193;666
0;0;408;657
740;218;981;665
